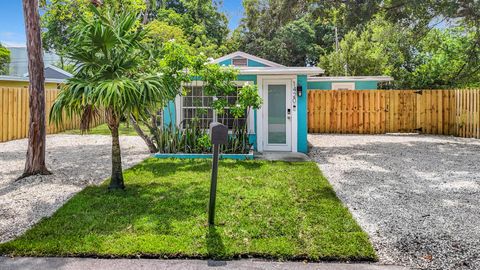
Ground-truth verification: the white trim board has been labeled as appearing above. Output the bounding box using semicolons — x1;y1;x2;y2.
308;76;394;82
0;75;66;84
237;67;324;76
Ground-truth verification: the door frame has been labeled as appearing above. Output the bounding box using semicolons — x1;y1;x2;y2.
257;75;297;152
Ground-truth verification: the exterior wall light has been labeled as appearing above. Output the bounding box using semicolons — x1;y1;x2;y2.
297;85;303;97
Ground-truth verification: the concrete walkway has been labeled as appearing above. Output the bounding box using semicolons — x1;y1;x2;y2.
0;257;407;270
255;151;310;161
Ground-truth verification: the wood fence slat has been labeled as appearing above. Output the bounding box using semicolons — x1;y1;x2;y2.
0;88;8;142
325;91;331;133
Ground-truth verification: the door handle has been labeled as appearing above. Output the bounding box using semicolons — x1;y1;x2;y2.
287;108;291;119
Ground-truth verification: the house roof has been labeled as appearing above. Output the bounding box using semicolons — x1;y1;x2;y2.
308;76;394;82
23;65;73;80
44;65;73;79
212;51;286;68
237;67;324;76
212;51;324;75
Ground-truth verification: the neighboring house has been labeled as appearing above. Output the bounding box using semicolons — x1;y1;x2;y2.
0;75;66;88
6;46;61;77
0;65;72;88
162;51;394;154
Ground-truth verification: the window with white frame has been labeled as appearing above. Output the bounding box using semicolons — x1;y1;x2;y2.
232;56;248;67
332;82;355;90
180;83;248;130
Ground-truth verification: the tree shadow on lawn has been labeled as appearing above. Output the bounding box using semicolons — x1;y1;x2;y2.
130;158;266;178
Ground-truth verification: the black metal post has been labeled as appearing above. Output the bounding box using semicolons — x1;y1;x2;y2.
208;143;220;226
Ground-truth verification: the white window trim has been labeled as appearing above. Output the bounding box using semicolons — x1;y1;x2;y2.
176;81;255;133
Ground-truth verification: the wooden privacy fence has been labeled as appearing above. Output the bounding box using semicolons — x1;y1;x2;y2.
0;87;104;143
307;89;480;139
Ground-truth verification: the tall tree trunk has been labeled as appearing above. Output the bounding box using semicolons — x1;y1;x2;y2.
130;115;158;153
142;0;150;24
106;110;124;190
20;0;51;178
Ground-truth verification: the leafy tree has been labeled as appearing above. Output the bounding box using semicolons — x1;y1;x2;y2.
320;17;480;89
144;20;187;45
319;17;409;77
41;0;146;58
407;27;480;89
50;5;178;189
41;0;230;59
0;43;10;75
269;18;320;66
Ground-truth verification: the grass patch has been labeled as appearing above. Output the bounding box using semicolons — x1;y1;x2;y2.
63;122;147;136
0;159;376;261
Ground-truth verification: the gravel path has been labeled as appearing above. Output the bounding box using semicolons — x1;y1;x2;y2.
0;135;149;243
308;134;480;270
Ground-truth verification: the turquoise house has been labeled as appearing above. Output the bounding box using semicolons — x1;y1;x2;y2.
163;51;392;154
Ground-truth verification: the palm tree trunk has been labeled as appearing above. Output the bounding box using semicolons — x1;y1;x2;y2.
130;115;157;153
20;0;51;178
106;110;124;190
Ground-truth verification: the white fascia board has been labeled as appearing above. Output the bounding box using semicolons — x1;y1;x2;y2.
212;51;286;67
237;67;324;76
308;76;394;82
0;75;66;84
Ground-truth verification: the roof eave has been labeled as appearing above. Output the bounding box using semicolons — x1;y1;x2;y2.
212;51;286;68
237;67;324;76
0;76;66;84
308;76;394;82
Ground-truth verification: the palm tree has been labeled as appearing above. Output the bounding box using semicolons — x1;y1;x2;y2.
21;0;51;178
50;5;178;190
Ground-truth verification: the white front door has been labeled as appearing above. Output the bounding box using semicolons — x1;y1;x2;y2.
262;79;292;151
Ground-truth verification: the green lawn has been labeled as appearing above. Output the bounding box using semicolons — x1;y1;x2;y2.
0;159;376;261
64;122;147;136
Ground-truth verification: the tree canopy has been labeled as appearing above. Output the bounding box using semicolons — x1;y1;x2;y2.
0;43;10;75
236;0;480;88
40;0;480;89
41;0;232;58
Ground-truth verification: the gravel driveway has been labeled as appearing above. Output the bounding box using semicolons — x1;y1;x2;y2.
309;134;480;270
0;135;149;243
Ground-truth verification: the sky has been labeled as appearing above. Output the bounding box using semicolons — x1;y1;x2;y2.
0;0;244;47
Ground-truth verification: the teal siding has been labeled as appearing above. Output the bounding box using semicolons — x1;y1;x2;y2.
297;75;308;153
307;80;379;90
218;59;232;66
218;58;268;67
237;74;257;84
163;100;176;127
307;81;332;90
154;153;254;160
355;81;378;89
247;59;268;67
